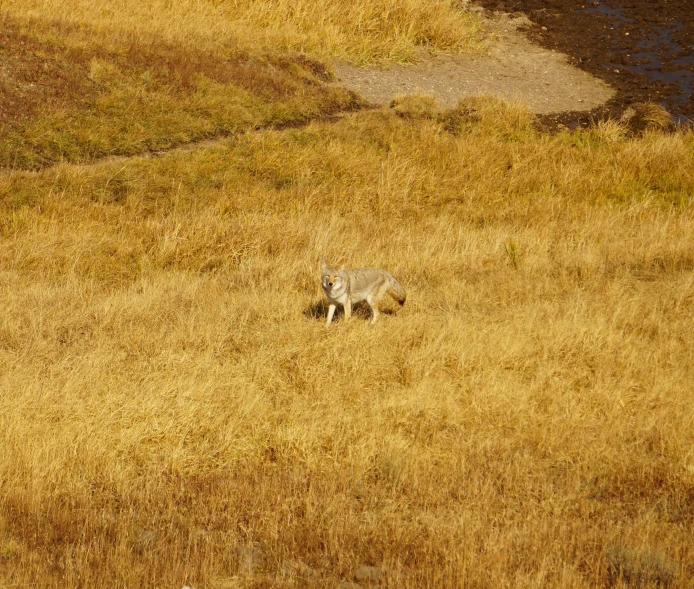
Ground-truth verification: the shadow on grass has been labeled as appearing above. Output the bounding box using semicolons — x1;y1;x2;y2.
303;300;397;322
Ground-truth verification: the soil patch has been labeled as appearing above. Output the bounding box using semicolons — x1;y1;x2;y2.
472;0;694;125
332;13;614;115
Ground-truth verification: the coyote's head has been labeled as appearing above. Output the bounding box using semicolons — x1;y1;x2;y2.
320;258;346;295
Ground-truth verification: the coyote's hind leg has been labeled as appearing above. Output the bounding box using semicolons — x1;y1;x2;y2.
344;299;352;321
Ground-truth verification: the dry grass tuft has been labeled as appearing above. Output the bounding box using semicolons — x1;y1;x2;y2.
437;95;534;139
607;544;677;587
620;103;675;135
391;94;440;119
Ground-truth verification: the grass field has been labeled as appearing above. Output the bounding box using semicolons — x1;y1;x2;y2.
1;2;693;588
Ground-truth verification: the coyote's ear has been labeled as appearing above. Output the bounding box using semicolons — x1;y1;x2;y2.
320;257;327;271
339;264;345;273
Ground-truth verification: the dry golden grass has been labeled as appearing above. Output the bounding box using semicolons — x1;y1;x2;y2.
1;0;482;63
1;1;693;586
1;92;694;587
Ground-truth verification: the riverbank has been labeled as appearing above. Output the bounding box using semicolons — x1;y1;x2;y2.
473;0;694;125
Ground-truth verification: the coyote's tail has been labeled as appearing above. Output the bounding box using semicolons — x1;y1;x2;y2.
387;274;407;306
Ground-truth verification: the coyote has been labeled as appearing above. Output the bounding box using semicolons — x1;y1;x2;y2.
320;258;406;326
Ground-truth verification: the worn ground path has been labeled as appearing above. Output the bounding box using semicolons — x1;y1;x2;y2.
332;11;614;115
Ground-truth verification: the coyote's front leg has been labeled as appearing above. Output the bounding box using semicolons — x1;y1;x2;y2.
326;303;336;326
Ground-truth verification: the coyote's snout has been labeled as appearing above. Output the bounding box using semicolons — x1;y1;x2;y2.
320;258;406;326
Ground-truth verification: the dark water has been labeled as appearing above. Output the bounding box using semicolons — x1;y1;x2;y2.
473;0;694;124
583;1;694;121
584;2;630;23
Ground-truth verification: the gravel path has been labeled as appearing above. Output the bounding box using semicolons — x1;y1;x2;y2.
332;12;614;114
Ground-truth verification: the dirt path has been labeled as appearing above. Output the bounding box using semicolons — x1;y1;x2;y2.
332;12;614;114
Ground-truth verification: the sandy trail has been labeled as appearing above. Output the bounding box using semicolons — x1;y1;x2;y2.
332;12;614;114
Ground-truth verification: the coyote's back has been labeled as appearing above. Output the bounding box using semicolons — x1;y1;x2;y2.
347;267;406;306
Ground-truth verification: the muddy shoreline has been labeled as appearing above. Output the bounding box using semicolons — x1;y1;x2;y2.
472;0;694;127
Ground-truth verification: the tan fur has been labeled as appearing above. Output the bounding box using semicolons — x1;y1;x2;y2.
321;258;406;326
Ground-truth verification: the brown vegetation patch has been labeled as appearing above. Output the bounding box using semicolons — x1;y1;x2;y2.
0;15;361;170
119;43;328;98
0;16;93;124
